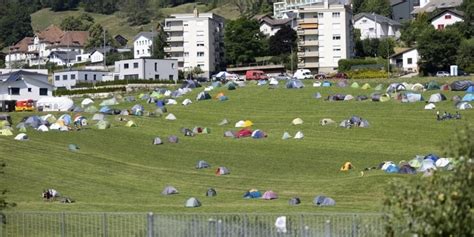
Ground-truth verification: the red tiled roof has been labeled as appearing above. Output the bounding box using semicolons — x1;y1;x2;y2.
9;37;34;53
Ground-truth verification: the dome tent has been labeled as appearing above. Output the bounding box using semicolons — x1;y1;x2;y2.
313;195;335;206
162;186;178;195
206;188;217;197
185;197;201;208
262;190;278;200
196;160;210;169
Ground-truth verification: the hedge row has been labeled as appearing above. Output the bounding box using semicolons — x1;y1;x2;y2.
338;58;378;72
74;79;182;88
347;70;389;79
54;87;126;96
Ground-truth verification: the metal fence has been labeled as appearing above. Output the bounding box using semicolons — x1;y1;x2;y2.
0;212;388;237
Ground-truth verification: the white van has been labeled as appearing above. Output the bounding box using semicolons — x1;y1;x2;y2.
293;69;313;80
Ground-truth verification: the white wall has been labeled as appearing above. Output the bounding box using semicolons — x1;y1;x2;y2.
260;23;281;37
0;76;52;101
402;49;419;72
53;71;107;89
134;35;153;59
90;51;104;63
354;17;400;40
114;59;178;81
431;13;463;29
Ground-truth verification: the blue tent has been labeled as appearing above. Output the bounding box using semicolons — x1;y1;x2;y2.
466;86;474;93
286;79;304;89
99;106;111;113
131;104;144;116
385;164;400;173
58;114;72;125
212;81;222;88
24;116;43;128
424;154;439;162
462;93;474;102
257;80;267;86
322;81;331;87
399;165;416;174
156;100;166;108
243;190;262;199
218;96;229;101
251;130;265;139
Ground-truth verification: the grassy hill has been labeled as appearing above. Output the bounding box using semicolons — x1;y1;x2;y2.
30;3;240;44
1;77;472;213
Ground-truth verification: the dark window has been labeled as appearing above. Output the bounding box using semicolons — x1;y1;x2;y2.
9;88;20;95
133;62;139;68
85;74;88;81
63;75;67;80
437;24;445;30
124;63;129;69
71;74;76;80
28;88;32;92
445;15;451;19
55;76;60;81
169;75;174;80
93;74;97;80
407;58;413;64
39;88;48;96
155;63;157;71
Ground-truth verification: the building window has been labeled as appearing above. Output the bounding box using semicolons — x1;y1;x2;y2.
407;58;413;64
28;88;32;92
445;15;451;19
318;13;323;18
197;64;205;67
55;75;60;81
196;31;204;37
136;50;139;55
124;63;129;69
169;75;174;80
197;43;204;47
155;74;160;79
437;24;445;30
362;19;367;23
9;88;20;95
63;75;68;80
332;12;340;18
85;74;88;81
71;74;76;80
155;63;158;71
39;88;48;96
369;27;374;31
197;52;204;57
184;52;189;57
332;35;341;40
333;48;341;51
171;63;175;68
133;62;139;68
93;74;97;80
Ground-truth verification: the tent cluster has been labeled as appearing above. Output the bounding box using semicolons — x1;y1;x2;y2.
339;116;369;128
153;135;179;145
379;154;455;175
161;185;218;208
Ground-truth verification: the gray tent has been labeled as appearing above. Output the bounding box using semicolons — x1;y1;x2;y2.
206;188;217;197
168;135;179;143
219;119;229;126
153;137;163;145
314;92;322;99
185;197;201;208
289;197;301;206
84;106;98;113
68;144;79;152
196;160;210;169
92;113;105;121
313;195;335;206
224;131;236;138
162;186;178;195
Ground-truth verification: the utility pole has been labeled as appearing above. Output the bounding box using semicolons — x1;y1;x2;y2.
103;29;107;69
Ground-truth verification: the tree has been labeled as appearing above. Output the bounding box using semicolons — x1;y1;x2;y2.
192;66;203;76
456;38;474;72
352;0;365;15
268;25;297;56
85;24;117;50
60;13;94;31
400;13;431;47
83;0;118;14
361;38;379;57
359;0;392;17
230;0;273;18
224;18;266;65
384;124;474;236
0;1;33;49
152;26;169;59
377;38;395;60
120;0;151;26
417;27;462;75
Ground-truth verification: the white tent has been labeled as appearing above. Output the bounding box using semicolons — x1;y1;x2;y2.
418;159;437;172
456;102;472;110
294;131;304;139
424;103;436;110
37;125;49;132
344;95;354;101
428;93;445;103
292;118;303;125
281;132;292;140
269;78;279;85
14;133;28;141
435;158;452;168
182;99;192;106
37;97;74;112
313;81;322;87
166;99;177;105
164;90;172;97
81;98;94;107
92;113;105;121
165;113;177;120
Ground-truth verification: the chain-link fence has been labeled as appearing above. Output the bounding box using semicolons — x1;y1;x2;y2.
0;212;388;237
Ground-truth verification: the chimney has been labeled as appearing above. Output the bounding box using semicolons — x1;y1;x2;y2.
193;6;199;18
324;0;328;9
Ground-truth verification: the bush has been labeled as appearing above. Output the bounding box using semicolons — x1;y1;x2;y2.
347;70;388;79
338;58;378;72
73;79;181;88
54;87;126;96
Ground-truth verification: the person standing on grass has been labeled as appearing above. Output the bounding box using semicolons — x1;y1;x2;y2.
436;111;440;121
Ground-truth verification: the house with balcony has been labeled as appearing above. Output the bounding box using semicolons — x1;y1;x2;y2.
273;0;324;19
163;8;225;78
354;13;401;39
297;0;353;73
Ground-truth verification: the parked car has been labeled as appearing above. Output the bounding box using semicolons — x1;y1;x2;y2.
245;70;268;80
458;69;470;76
327;72;349;79
436;71;450;77
271;73;292;80
314;73;327;80
293;69;313;80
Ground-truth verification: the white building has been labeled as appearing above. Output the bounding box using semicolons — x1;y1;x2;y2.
53;70;109;89
429;9;464;30
274;0;324;19
255;14;297;37
133;32;157;59
297;0;353;73
48;51;79;67
163;9;225;78
0;70;53;101
390;48;419;73
353;13;401;39
113;58;178;81
0;69;48;75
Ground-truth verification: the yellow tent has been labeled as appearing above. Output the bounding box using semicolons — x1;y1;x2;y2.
340;162;354;171
361;83;371;90
215;92;225;99
243;120;253;127
0;128;13;136
126;120;137;127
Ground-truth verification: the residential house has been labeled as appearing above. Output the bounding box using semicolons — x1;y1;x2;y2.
163;9;225;78
429;9;464;30
53;70;109;89
390;48;419;73
134;32;157;59
114;34;128;47
0;70;53;101
255;14;297;37
48;51;79;67
4;37;36;68
411;0;463;15
354;13;401;39
273;0;324;19
113;58;178;81
391;0;419;22
297;0;353;73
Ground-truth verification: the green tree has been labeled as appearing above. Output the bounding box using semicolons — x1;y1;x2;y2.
377;38;395;59
192;66;204;76
0;1;33;49
400;13;431;47
224;18;266;65
85;24;117;50
352;0;365;15
417;27;462;75
152;26;169;59
359;0;392;17
268;25;297;56
361;38;379;57
456;38;474;72
83;0;118;14
60;13;94;31
384;124;474;237
120;0;151;26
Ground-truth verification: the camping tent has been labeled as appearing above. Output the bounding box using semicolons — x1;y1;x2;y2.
440;84;451;91
14;133;28;141
425;81;440;90
262;191;278;200
456;102;472;110
428;93;447;103
237;129;253;138
215;167;230;176
385;164;400;173
162;186;178;195
37;125;49;132
168;135;179;143
92;114;105;121
100;98;118;106
451;80;474;91
182;99;192;106
125;120;137;127
337;80;348;87
411;83;425;92
281;132;292;140
462;93;474;102
96;120;110;130
224;131;236;138
153;137;163;145
235;120;253;128
399;164;416;174
196;160;210;169
386;83;406;93
344;94;354;101
424;103;436;110
166;99;177;105
294;131;304;139
313;195;335;206
219;119;229;126
68;144;79;152
206;188;217;197
361;83;371;90
251;130;266;139
418;159;437;172
356;95;368;101
288;197;301;205
350;82;360;88
286;79;304;89
165;113;177;120
81;98;94;108
182;128;194;136
322;81;331;87
131;104;144;116
401;93;423;103
243;189;262;199
374;84;384;91
292;118;303;125
313;81;322;87
0;128;13;136
185;197;201;207
320;118;335;126
314;92;322;99
37;97;74;112
340;162;353;171
84;106;98;113
196;92;211;101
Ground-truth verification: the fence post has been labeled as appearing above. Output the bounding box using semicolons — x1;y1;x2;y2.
60;212;66;237
216;219;222;237
324;219;332;237
147;212;154;237
351;214;357;237
103;213;108;237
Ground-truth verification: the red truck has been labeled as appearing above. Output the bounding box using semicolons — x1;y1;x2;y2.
245;70;268;80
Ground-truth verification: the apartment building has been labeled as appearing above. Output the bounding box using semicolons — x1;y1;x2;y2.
273;0;323;19
297;0;353;73
163;9;225;78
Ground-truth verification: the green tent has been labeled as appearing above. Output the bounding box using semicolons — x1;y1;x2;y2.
18;126;27;133
380;93;391;102
96;120;111;130
126;120;137;127
361;83;371;90
351;82;360;88
374;84;384;91
150;91;163;99
202;127;211;134
0;120;10;129
85;106;98;113
426;81;440;90
68;144;79;152
226;82;237;90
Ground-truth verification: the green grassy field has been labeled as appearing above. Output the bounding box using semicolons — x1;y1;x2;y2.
1;77;473;213
30;3;240;44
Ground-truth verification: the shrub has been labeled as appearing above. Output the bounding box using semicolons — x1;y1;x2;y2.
54;87;126;96
338;58;378;72
347;70;388;79
73;79;181;88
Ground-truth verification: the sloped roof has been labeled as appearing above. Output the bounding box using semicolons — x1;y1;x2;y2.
428;9;465;21
9;37;34;53
55;31;89;47
134;32;157;41
260;16;294;26
354;13;401;26
48;51;80;61
0;70;51;87
412;0;463;14
37;25;64;43
389;48;417;58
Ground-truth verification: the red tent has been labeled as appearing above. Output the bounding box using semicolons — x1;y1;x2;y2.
237;129;253;138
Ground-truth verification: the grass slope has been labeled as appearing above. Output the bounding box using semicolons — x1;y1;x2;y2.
1;77;473;213
30;3;240;44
